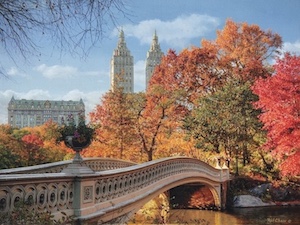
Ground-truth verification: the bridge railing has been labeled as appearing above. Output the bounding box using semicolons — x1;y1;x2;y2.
0;157;136;174
90;156;228;207
0;173;74;217
0;156;229;222
76;156;229;222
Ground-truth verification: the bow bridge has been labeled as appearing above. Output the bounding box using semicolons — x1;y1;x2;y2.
0;157;230;224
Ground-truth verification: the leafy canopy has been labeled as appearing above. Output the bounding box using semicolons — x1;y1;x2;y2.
252;53;300;176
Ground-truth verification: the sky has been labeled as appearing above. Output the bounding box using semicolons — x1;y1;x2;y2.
1;0;300;124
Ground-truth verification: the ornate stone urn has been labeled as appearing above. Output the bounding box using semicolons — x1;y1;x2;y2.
61;135;94;174
57;113;95;174
64;135;91;162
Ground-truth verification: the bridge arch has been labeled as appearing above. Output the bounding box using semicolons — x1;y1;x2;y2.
128;180;221;224
116;178;222;224
132;177;222;210
82;157;228;224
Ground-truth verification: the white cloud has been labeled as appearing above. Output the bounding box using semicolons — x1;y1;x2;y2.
60;89;103;120
7;67;29;78
117;14;220;48
9;89;51;100
35;64;78;79
283;40;300;55
0;91;12;124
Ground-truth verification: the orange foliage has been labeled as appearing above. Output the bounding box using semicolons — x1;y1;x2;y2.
202;19;282;82
89;90;142;161
154;132;196;159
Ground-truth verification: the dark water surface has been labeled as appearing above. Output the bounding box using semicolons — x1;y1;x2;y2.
167;206;300;225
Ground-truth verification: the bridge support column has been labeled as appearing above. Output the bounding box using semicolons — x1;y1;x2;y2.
220;182;228;210
61;161;95;224
72;176;99;225
220;163;229;210
215;161;230;210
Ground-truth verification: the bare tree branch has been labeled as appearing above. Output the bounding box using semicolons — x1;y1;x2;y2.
0;0;131;76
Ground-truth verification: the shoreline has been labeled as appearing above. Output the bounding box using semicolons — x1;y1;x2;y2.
274;200;300;206
232;195;300;208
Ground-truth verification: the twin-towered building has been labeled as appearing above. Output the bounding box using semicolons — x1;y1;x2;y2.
8;30;164;128
110;29;164;92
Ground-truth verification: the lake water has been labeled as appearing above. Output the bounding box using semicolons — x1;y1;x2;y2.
167;206;300;225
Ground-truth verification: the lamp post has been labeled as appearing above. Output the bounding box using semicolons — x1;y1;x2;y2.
235;145;239;176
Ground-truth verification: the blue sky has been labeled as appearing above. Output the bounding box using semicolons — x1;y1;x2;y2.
1;0;300;124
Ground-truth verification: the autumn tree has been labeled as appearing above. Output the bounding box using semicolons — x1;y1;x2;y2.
150;48;222;107
0;125;22;168
252;53;300;177
201;19;282;82
22;133;45;166
90;82;188;162
138;47;223;161
0;123;69;169
0;126;41;168
90;88;143;161
137;84;182;161
0;0;129;76
149;20;282;110
30;120;70;161
144;20;282;169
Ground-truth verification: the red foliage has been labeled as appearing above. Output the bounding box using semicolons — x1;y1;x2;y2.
189;186;215;209
252;53;300;176
149;48;221;106
22;134;44;147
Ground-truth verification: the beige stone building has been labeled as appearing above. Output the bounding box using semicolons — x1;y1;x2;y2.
7;97;85;128
110;29;163;93
110;29;134;93
145;31;164;89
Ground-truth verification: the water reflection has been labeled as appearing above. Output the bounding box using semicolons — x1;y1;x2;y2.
228;206;300;225
168;209;241;225
167;206;300;225
129;206;300;225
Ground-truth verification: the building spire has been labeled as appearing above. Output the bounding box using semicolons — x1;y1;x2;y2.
145;30;164;89
150;30;161;51
118;28;125;47
110;29;134;93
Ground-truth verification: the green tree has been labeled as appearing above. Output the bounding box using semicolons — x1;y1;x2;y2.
184;79;263;175
0;125;25;168
0;145;21;169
